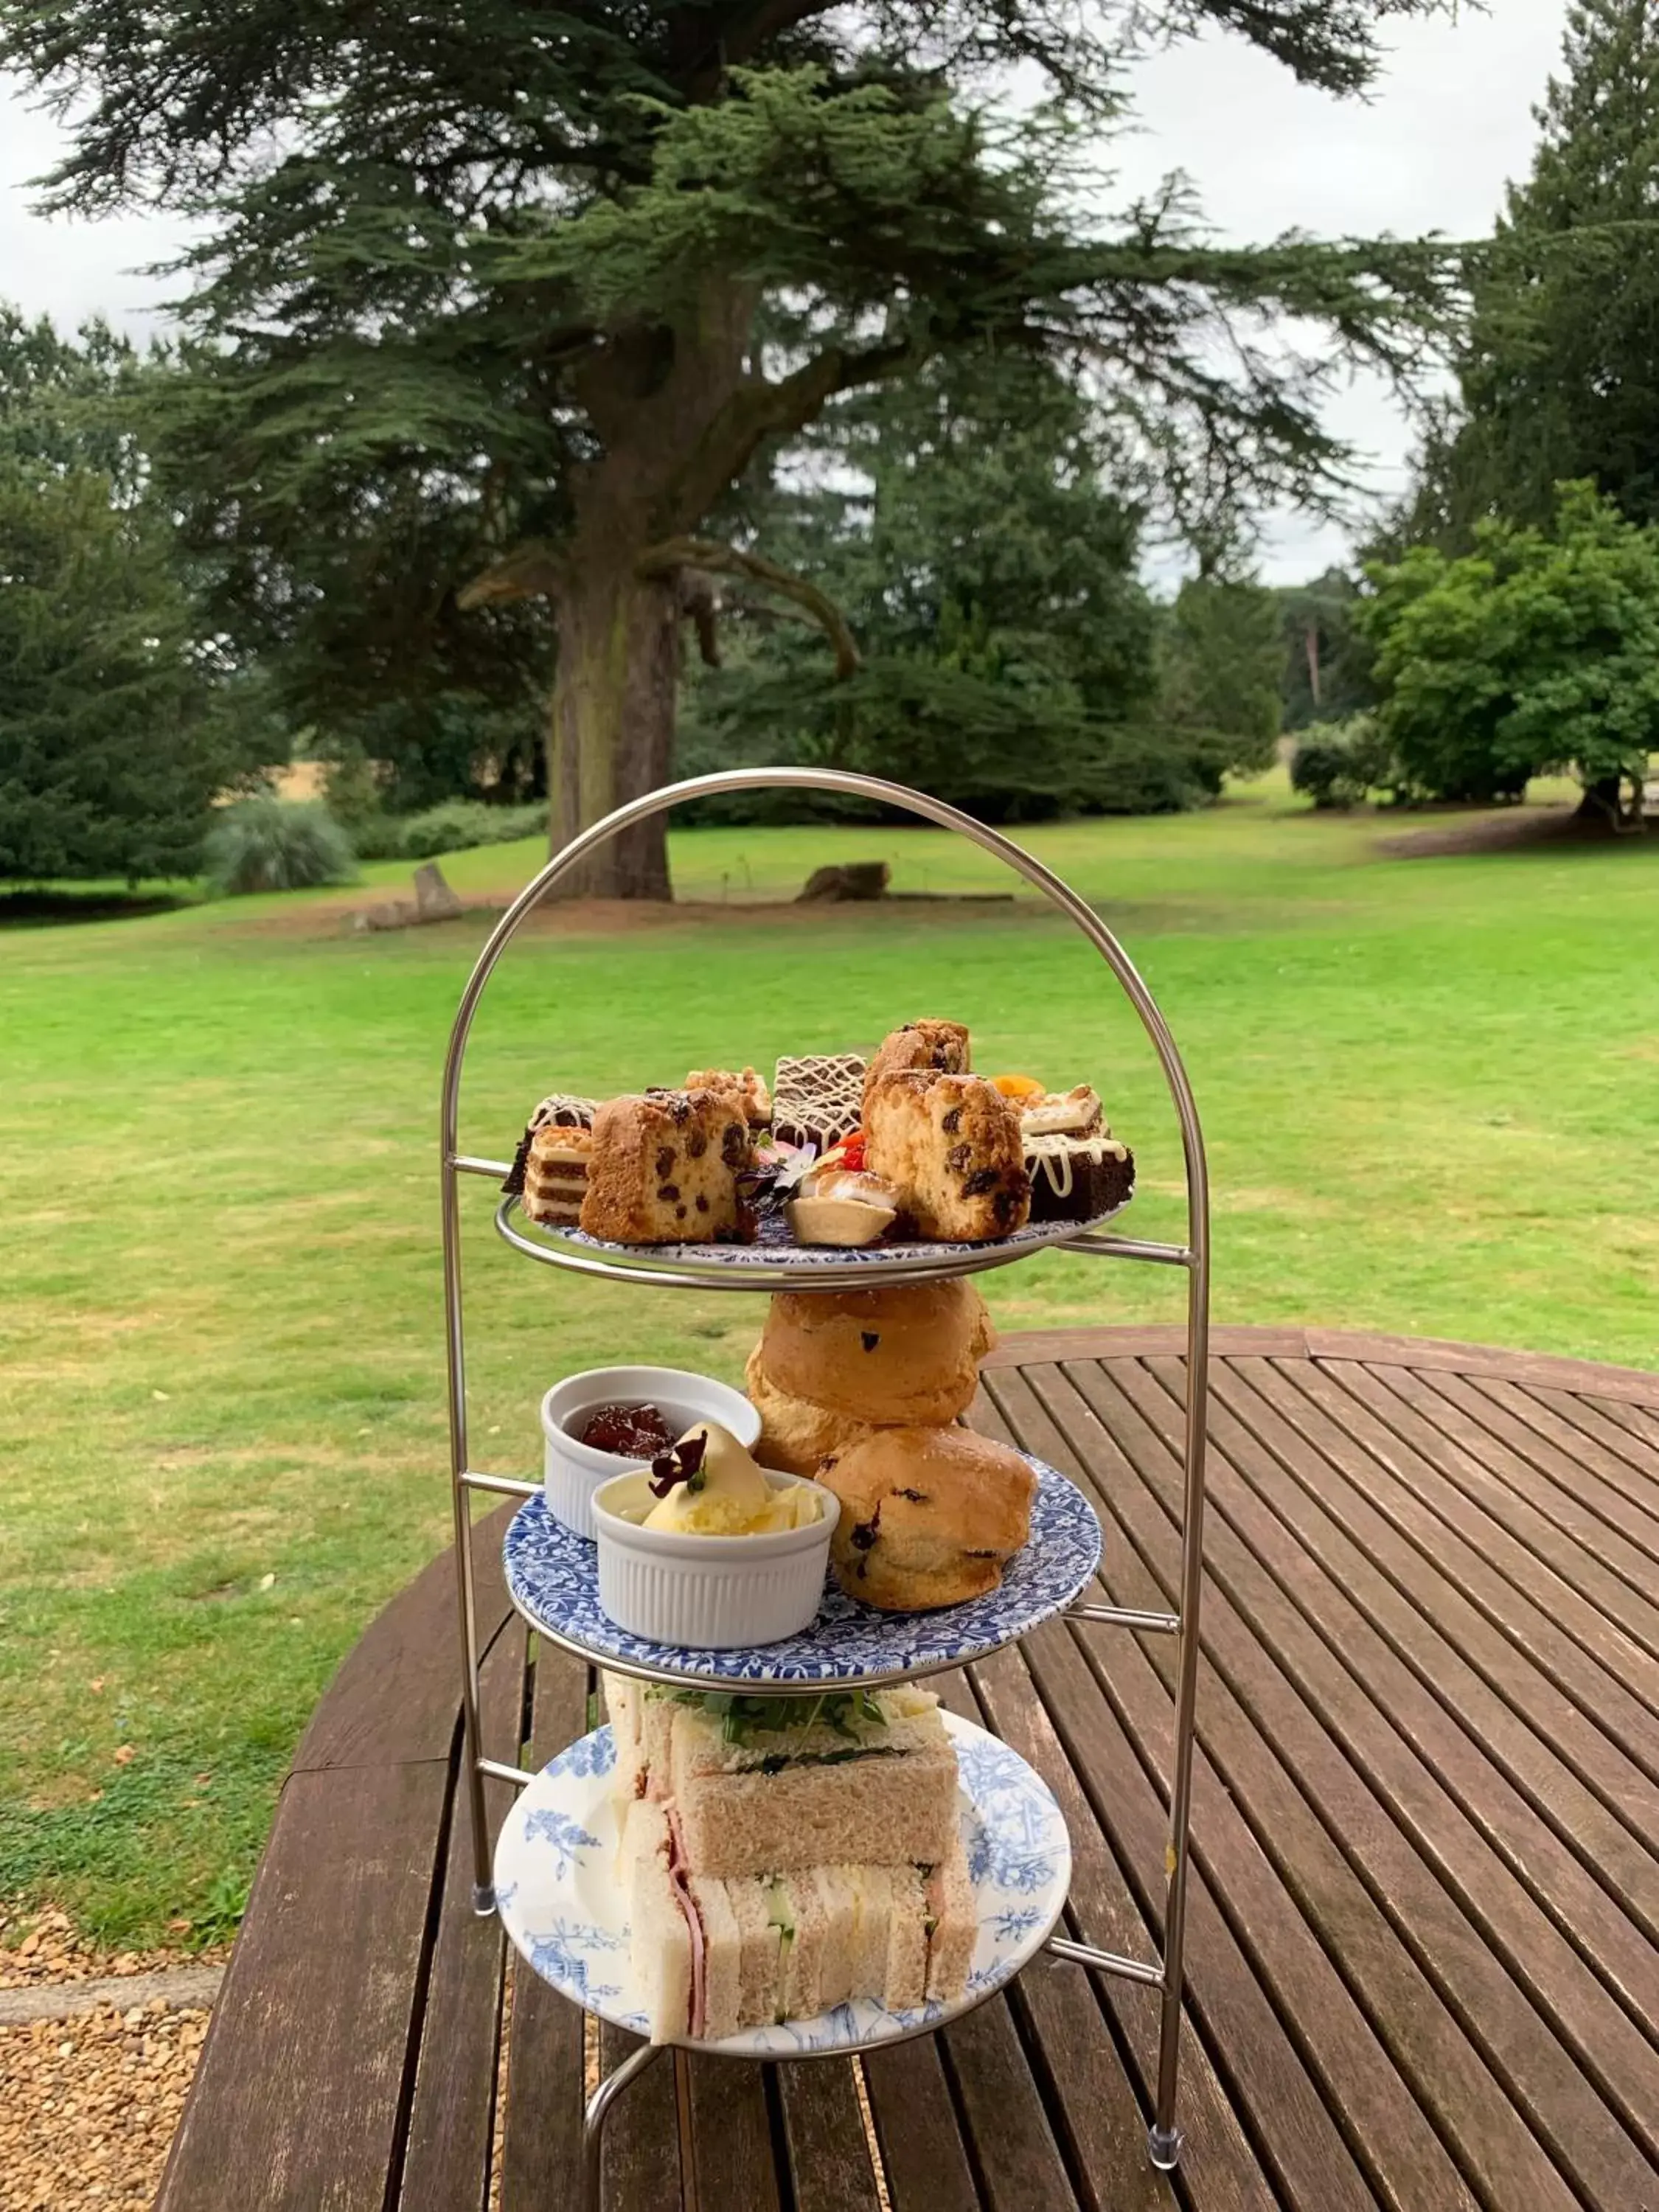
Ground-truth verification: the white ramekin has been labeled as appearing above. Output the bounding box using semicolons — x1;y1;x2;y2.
540;1366;762;1540
591;1469;839;1649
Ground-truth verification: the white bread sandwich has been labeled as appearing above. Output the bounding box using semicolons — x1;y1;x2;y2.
605;1676;957;1877
624;1798;976;2042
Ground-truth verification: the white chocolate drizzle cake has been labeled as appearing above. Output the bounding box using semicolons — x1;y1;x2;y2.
773;1054;866;1152
1022;1130;1133;1223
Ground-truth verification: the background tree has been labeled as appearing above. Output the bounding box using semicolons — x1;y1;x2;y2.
1276;567;1375;729
0;310;260;883
1154;574;1284;781
1397;0;1659;548
1358;481;1659;820
3;0;1458;896
677;352;1190;818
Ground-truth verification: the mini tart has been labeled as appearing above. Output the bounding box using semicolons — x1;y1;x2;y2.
787;1170;897;1248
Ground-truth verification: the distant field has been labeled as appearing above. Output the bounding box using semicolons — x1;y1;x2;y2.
1;771;1655;1945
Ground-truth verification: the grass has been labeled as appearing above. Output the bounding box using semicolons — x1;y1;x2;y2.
2;771;1656;1946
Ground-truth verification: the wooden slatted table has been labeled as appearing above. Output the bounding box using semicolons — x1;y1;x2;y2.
156;1327;1659;2212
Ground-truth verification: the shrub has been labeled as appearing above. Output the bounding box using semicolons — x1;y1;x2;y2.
1290;716;1397;810
395;800;546;858
204;800;358;894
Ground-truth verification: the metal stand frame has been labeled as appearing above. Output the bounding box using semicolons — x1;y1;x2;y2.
439;768;1210;2193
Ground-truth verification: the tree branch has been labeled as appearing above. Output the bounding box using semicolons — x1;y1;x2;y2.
661;335;923;536
456;542;563;609
636;537;860;677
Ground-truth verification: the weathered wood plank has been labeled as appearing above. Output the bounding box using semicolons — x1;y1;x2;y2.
294;1503;514;1772
1235;1354;1659;1850
985;1368;1479;2212
1276;1357;1659;1775
398;1618;526;2212
1581;1391;1659;1448
942;1995;1080;2212
1427;1368;1659;1568
863;2037;983;2212
685;2058;784;2212
1363;1363;1659;1659
982;1326;1310;1369
1483;1377;1659;1515
1073;1356;1659;2208
156;1761;450;2212
964;1638;1270;2212
599;2024;681;2212
1205;1356;1659;1956
1122;1357;1659;2151
777;2059;884;2212
500;1641;589;2212
1304;1331;1659;1403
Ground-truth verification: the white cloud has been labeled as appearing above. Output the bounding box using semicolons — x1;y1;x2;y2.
1;5;1571;576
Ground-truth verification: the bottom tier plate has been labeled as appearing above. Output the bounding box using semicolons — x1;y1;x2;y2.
495;1710;1071;2058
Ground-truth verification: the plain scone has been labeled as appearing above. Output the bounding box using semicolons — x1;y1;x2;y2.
756;1279;996;1427
863;1071;1031;1242
579;1088;751;1244
818;1425;1037;1611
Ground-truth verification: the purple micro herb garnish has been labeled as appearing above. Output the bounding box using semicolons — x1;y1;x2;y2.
647;1429;709;1499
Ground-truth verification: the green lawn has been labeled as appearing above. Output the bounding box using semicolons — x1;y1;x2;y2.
3;774;1656;1947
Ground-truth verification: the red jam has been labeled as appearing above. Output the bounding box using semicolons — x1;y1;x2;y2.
578;1402;676;1458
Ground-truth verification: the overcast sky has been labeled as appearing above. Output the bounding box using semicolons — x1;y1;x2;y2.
0;3;1570;580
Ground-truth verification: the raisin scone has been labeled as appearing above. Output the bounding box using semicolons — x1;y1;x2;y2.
755;1281;995;1427
863;1072;1031;1242
580;1089;753;1244
742;1349;878;1476
818;1426;1037;1611
861;1020;970;1112
685;1066;772;1127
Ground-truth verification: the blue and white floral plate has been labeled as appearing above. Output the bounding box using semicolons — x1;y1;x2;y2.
502;1453;1102;1688
494;1711;1071;2056
495;1190;1132;1290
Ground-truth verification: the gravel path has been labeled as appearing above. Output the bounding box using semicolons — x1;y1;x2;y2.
0;1911;229;2211
0;1998;209;2210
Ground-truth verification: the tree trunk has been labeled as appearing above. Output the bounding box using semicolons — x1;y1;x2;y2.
1574;772;1625;830
546;558;680;899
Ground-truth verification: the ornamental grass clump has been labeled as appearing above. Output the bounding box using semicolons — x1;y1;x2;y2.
204;799;358;894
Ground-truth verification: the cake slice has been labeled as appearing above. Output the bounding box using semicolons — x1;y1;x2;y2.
519;1124;595;1226
580;1089;753;1244
863;1020;970;1111
1019;1084;1103;1138
863;1071;1031;1241
1023;1131;1135;1223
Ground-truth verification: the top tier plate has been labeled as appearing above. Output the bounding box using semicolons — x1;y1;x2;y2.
494;1189;1133;1291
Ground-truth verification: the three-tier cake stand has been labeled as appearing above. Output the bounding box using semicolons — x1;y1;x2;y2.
439;769;1211;2208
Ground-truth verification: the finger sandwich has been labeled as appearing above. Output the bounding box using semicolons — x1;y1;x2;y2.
624;1798;975;2041
605;1677;958;1877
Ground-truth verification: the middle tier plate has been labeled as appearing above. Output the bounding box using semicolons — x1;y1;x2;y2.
501;1451;1102;1688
